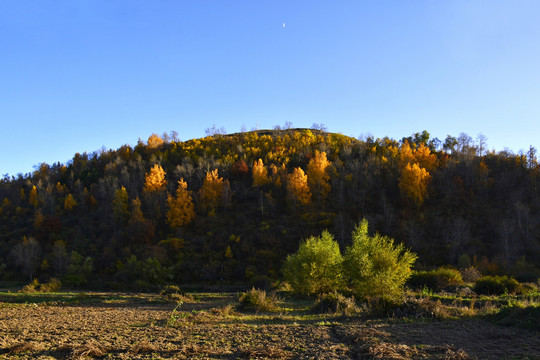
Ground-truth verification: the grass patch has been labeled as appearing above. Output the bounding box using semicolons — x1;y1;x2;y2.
236;288;279;313
494;305;540;330
311;292;359;316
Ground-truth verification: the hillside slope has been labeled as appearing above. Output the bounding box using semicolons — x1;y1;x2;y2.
1;129;539;288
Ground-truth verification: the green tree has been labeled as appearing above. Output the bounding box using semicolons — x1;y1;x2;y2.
112;186;130;224
282;231;343;296
343;219;417;301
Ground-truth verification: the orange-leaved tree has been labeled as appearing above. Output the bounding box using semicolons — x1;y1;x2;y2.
398;163;430;206
167;178;195;228
398;141;434;206
147;133;164;149
287;167;311;207
198;169;224;215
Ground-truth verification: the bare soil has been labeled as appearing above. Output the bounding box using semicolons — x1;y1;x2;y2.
0;293;538;360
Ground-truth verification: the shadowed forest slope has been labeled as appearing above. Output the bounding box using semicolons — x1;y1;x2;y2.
1;129;539;289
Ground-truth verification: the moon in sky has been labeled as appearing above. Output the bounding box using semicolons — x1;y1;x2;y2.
282;22;286;28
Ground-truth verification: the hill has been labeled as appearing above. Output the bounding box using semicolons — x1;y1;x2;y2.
0;129;539;289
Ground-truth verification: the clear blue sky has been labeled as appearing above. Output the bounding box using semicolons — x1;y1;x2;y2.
2;1;540;177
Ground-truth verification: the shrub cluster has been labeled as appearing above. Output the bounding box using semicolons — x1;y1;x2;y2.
407;267;464;291
473;275;521;295
283;219;417;302
20;278;62;293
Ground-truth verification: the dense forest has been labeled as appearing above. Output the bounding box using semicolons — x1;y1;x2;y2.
1;128;539;290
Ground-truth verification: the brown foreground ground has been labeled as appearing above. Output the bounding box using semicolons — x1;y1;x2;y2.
0;292;538;360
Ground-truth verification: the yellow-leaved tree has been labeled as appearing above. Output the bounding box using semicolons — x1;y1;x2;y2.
398;141;435;206
398;163;430;206
144;164;167;192
287;167;311;207
307;150;331;201
64;193;77;213
147;133;164;149
252;159;271;187
252;159;271;216
167;179;195;228
199;169;224;215
29;185;39;208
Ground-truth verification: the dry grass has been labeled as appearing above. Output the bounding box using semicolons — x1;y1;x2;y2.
0;291;539;359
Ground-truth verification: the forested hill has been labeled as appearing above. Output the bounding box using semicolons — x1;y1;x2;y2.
1;129;539;289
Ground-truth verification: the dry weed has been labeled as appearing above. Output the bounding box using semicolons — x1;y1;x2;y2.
72;340;108;359
129;340;157;355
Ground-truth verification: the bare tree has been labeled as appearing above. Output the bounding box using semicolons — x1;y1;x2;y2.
12;237;40;281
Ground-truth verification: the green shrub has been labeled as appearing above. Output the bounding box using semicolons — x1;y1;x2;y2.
408;267;463;292
282;231;344;296
311;292;359;316
343;219;417;301
473;275;521;295
236;288;278;313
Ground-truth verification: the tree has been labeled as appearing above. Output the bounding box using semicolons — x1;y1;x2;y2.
286;167;311;206
112;186;129;224
198;169;224;214
343;219;417;301
29;185;38;208
307;150;331;201
252;159;271;187
147;133;164;149
252;159;271;216
282;231;343;296
144;164;167;192
12;236;40;281
398;162;430;206
64;193;77;212
167;178;195;228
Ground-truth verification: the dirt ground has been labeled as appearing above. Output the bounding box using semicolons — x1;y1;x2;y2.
0;294;538;360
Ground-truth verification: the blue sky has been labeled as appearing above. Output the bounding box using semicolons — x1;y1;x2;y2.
2;1;540;176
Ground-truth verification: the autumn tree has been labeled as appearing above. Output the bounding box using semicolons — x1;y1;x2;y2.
198;169;224;214
144;164;167;192
398;163;430;206
252;159;271;216
398;141;434;206
29;185;38;208
147;133;164;149
64;193;77;213
287;167;311;207
252;159;271;187
167;178;195;228
307;150;331;201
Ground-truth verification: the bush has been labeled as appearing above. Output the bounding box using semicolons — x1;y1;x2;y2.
473;275;521;295
408;267;464;292
311;292;359;316
460;266;482;283
343;219;417;301
282;231;343;296
236;288;278;313
20;278;62;293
